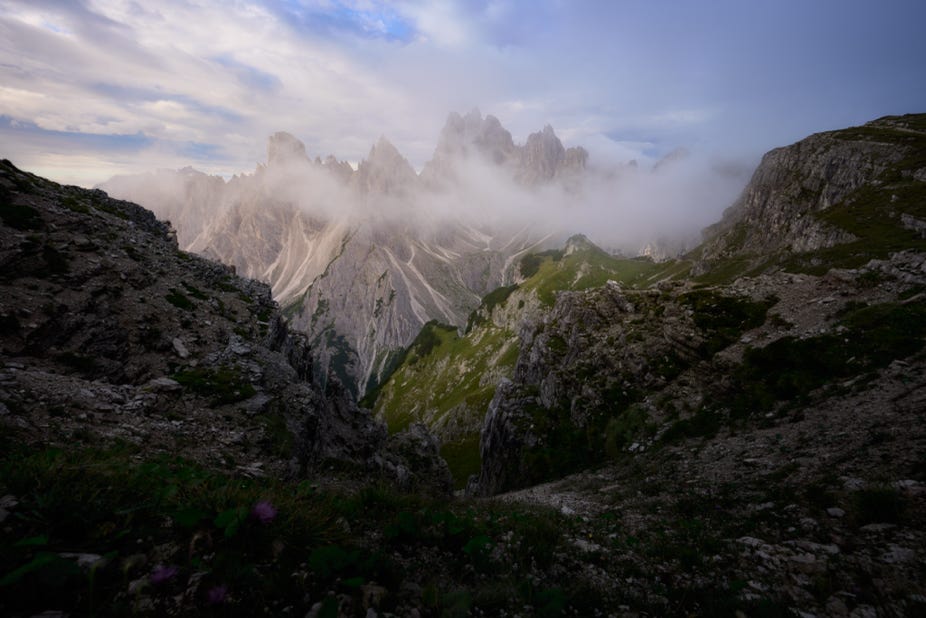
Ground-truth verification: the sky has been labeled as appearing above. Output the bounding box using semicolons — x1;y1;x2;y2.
1;0;925;186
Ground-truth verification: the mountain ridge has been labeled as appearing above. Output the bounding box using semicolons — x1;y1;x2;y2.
2;112;925;615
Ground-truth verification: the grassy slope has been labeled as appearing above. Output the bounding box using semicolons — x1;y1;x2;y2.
372;244;689;488
372;320;518;488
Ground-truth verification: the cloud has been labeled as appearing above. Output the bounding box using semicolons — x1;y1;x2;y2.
0;0;924;187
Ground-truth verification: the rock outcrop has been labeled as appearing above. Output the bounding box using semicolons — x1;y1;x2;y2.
696;116;918;269
0;159;449;493
351;136;419;195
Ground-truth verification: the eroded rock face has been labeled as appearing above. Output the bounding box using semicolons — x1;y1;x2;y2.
351;137;419;196
0;159;449;493
697;118;910;267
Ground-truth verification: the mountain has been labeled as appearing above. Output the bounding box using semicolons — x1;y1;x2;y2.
0;158;449;491
98;113;596;395
360;114;926;613
2;113;925;616
421;109;588;188
694;114;926;275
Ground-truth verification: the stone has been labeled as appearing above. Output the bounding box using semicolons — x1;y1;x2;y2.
60;552;108;570
827;507;846;518
860;523;896;533
880;545;915;564
172;338;190;359
146;377;182;392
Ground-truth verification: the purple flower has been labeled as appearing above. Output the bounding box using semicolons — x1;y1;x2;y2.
206;584;228;605
150;565;178;585
252;500;277;524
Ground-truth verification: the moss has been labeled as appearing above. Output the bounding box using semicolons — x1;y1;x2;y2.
172;365;256;406
180;281;209;300
681;290;774;356
164;289;195;311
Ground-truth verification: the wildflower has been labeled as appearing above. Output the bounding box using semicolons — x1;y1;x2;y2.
206;584;228;605
150;564;178;585
252;500;277;524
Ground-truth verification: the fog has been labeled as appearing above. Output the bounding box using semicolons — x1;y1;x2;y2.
422;147;750;254
101;123;752;260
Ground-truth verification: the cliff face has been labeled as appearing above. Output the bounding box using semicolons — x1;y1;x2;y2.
0;159;450;493
696;115;923;269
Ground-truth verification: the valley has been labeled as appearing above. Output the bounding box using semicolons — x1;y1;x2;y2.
1;113;925;616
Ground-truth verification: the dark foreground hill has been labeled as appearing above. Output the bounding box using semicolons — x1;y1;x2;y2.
2;114;926;616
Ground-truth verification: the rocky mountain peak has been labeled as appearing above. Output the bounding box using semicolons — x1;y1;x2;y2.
267;131;309;166
694;113;925;274
432;108;516;162
518;124;566;183
563;233;600;256
352;136;419;195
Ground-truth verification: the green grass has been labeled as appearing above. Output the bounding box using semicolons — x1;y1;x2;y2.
680;290;775;356
666;300;926;440
439;433;482;490
0;440;588;616
172;366;257;406
164;289;195;311
374;321;518;486
466;284;518;332
520;248;664;306
0;445;344;617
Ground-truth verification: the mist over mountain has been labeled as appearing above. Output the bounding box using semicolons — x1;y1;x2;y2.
99;111;747;393
4;111;926;618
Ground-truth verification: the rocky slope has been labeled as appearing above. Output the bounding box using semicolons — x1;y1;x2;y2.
0;158;450;492
367;235;685;487
694;114;926;276
358;114;926;613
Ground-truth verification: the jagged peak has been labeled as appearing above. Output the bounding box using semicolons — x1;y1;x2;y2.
367;135;407;164
267;131;309;166
463;107;483;124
